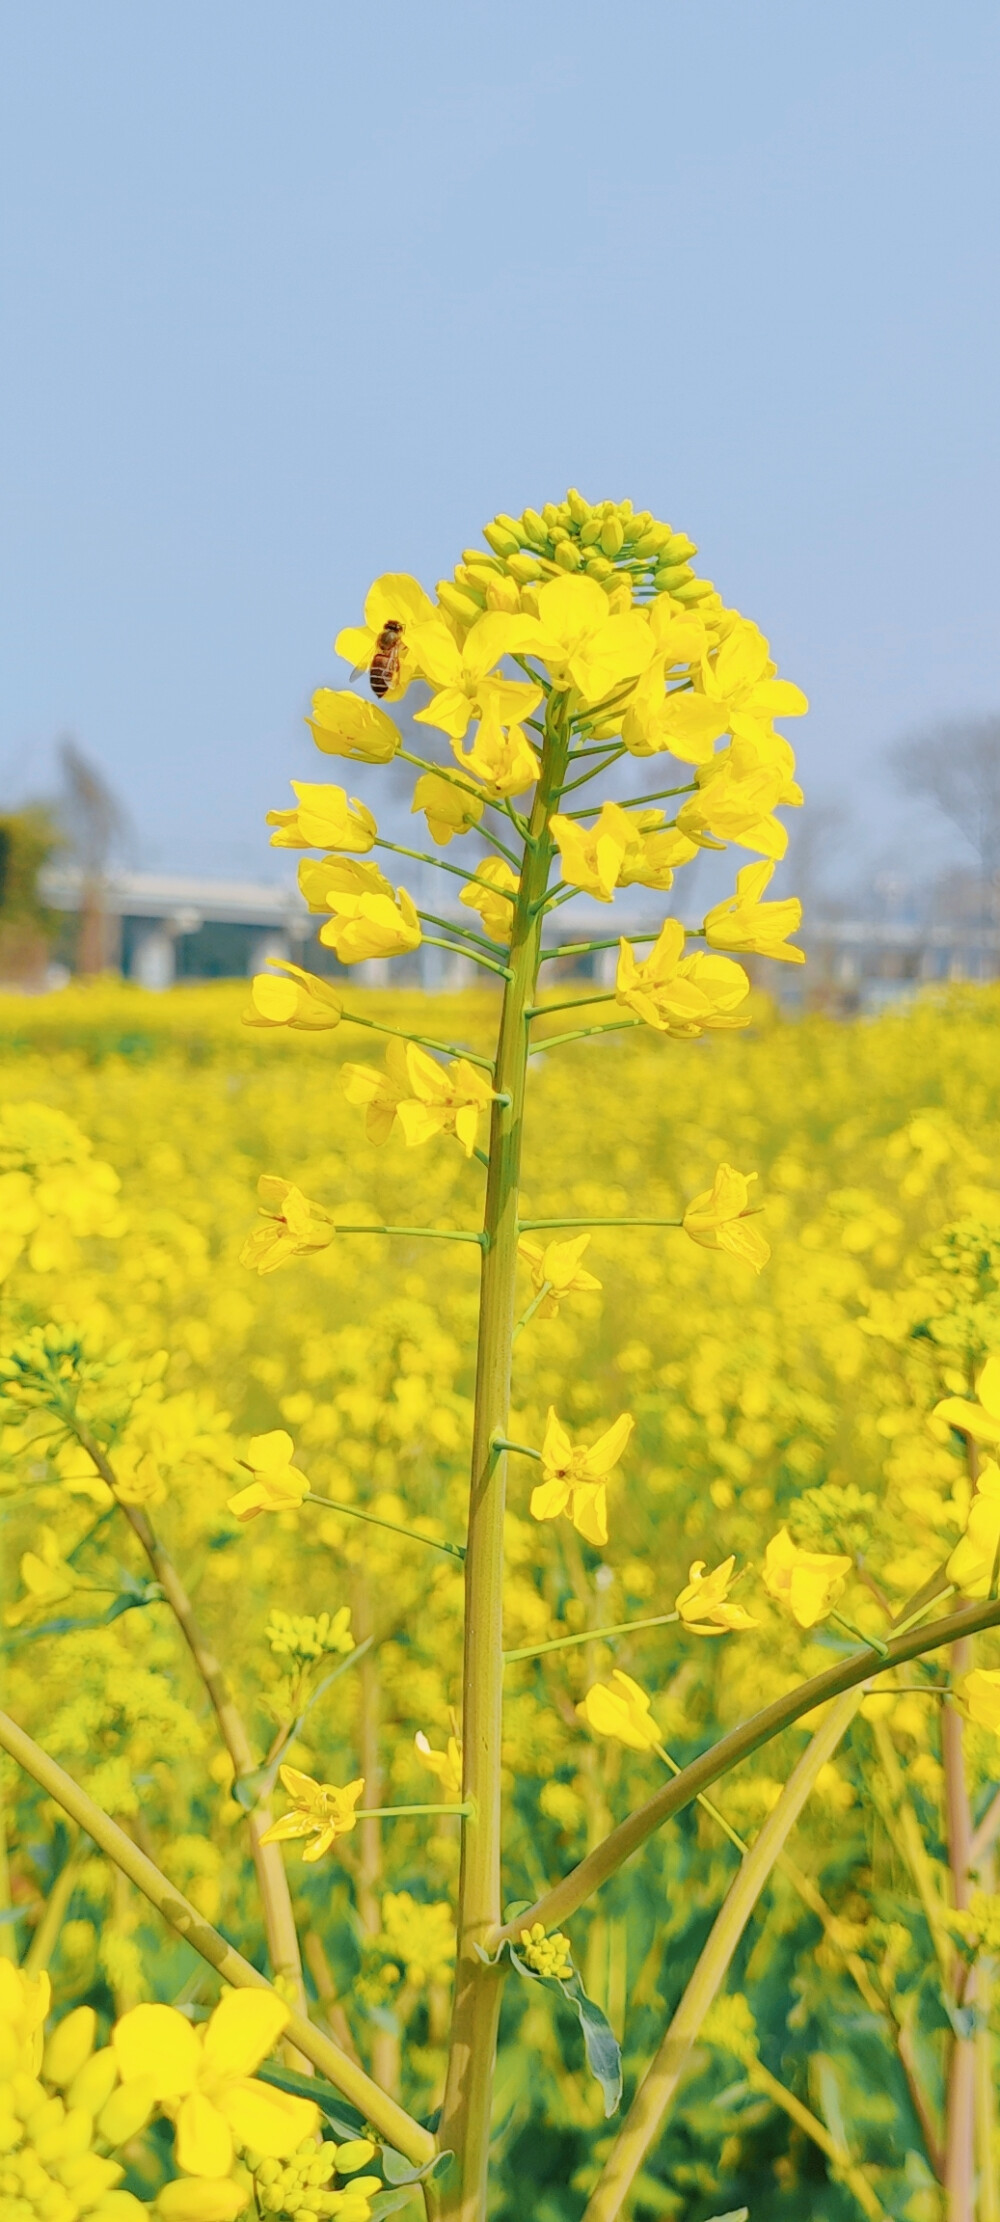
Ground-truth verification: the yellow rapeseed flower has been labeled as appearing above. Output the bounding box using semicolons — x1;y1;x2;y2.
577;1668;660;1752
518;1922;573;1981
266;782;377;854
240;1177;336;1274
228;1430;310;1523
675;1556;758;1634
517;1231;602;1319
260;1765;365;1862
682;1164;770;1272
243;962;344;1033
529;1407;634;1546
411;772;484;845
947;1459;1000;1593
308;688;401;763
342;1039;493;1157
961;1668;1000;1734
410;611;544;741
334;572;437;701
415;1728;464;1801
702;860;804;964
112;1991;318;2176
763;1528;852;1628
615;922;750;1038
459;858;520;941
935;1354;1000;1447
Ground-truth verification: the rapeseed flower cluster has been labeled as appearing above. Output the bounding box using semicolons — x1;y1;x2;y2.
3;491;1000;2219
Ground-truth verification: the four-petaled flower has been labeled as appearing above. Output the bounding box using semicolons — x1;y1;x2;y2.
616;921;750;1038
244;961;344;1033
266;782;377;854
410;611;544;741
517;1231;602;1319
228;1430;310;1523
342;1040;494;1157
682;1163;770;1273
527;576;655;706
529;1407;634;1546
675;1556;758;1634
412;772;484;845
763;1528;852;1629
334;572;437;701
415;1728;463;1801
703;860;804;964
459;858;520;942
112;1990;319;2178
260;1765;366;1861
239;1176;336;1275
577;1669;660;1752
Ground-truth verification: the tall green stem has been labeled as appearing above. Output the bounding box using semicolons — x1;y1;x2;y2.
438;693;571;2219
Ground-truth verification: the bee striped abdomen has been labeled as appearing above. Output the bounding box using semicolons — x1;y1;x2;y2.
369;619;404;698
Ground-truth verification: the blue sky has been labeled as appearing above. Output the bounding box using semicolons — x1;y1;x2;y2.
3;1;998;888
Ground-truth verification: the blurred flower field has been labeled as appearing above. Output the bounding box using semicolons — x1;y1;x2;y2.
4;975;1000;2220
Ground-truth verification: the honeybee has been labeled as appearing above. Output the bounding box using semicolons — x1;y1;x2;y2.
368;618;404;699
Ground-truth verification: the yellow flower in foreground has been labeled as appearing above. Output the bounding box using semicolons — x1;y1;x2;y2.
244;962;344;1033
961;1668;1000;1734
615;920;750;1038
517;1231;602;1319
0;1962;50;2077
551;803;699;904
703;859;804;964
319;881;422;965
675;1556;758;1635
411;771;484;845
342;1039;493;1156
677;748;797;862
947;1460;1000;1594
410;610;543;741
334;571;436;700
763;1528;852;1628
529;1407;634;1547
415;1729;463;1801
260;1765;365;1861
528;575;655;705
4;1528;81;1627
266;781;377;853
459;858;520;941
577;1668;660;1752
240;1177;336;1275
450;701;540;797
113;1990;318;2176
682;1163;770;1272
308;688;401;762
228;1430;310;1524
935;1354;1000;1447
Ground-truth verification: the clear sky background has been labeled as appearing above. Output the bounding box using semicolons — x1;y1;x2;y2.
2;1;998;890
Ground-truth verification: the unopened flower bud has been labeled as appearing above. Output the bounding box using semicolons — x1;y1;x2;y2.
461;549;502;573
672;577;714;603
521;508;549;547
507;552;541;583
436;583;482;626
566;488;591;523
584;556;614;581
452;567;487;604
482;522;521;557
484;573;521;613
654;563;694;592
600;516;625;558
66;2051;118;2117
43;2009;97;2090
661;531;697;563
553;539;581;571
578;517;602;547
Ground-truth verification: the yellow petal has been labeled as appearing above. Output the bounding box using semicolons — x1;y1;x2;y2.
219;2076;320;2158
112;2004;199;2099
202;1989;290;2078
174;2090;233;2179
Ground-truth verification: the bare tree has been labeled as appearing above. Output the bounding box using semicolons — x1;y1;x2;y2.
888;716;1000;882
56;739;131;973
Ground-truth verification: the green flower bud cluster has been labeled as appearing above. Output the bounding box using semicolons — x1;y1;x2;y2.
265;1606;355;1663
518;1921;574;1981
249;2133;380;2220
913;1218;1000;1361
469;491;722;613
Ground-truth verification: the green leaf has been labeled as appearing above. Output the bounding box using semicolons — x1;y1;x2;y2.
508;1945;623;2116
368;2193;417;2218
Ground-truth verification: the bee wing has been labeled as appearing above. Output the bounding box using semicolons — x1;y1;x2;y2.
349;657;371;682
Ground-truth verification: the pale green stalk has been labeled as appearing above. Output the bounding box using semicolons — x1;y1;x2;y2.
23;1837;83;1975
745;2054;887;2222
582;1688;863;2221
0;1705;434;2169
437;689;572;2221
